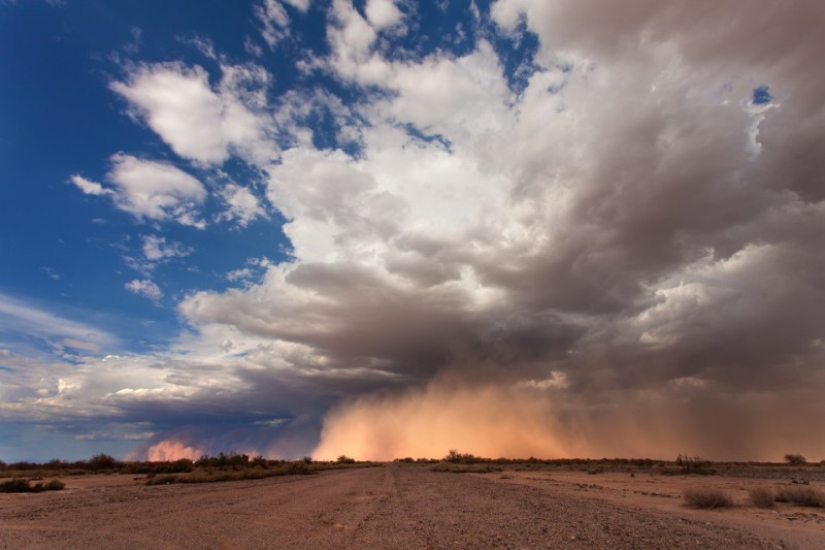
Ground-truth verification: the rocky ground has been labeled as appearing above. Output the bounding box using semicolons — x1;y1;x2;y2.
1;465;822;549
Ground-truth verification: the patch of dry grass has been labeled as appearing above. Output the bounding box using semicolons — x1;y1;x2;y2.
145;462;318;486
775;486;825;507
748;487;775;508
430;463;503;474
683;487;733;509
0;478;64;493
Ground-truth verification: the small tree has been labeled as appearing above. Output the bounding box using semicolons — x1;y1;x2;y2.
676;454;711;474
784;453;807;465
88;453;118;471
444;450;479;464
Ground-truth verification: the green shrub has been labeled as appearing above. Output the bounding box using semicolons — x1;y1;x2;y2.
683;488;733;509
775;486;825;507
748;487;775;508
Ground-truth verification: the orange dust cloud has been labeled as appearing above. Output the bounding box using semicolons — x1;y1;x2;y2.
312;379;825;462
145;440;205;461
312;382;575;461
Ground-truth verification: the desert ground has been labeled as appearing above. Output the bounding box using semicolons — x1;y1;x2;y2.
1;464;823;549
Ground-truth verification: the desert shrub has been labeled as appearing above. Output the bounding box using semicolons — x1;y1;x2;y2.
250;455;268;468
172;459;194;472
431;463;503;474
784;454;807;465
775;486;825;507
749;487;775;508
285;461;316;475
444;450;481;464
45;479;64;490
7;461;39;471
146;474;180;486
195;452;250;468
87;453;119;471
336;455;356;464
676;454;715;475
0;478;35;493
44;459;69;470
0;478;65;493
683;488;734;509
32;479;66;493
145;460;318;486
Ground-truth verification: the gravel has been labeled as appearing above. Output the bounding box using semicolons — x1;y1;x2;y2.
0;465;793;549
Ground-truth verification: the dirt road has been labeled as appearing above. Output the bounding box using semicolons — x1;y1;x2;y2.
0;465;808;549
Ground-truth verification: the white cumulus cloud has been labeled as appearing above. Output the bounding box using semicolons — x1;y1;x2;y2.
107;153;207;227
218;184;268;227
111;63;277;166
70;174;112;196
125;279;163;301
365;0;403;31
141;235;193;262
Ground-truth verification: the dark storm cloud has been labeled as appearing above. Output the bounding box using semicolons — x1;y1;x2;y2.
14;0;823;462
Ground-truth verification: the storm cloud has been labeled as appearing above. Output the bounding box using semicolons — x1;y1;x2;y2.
179;0;825;460
5;0;824;462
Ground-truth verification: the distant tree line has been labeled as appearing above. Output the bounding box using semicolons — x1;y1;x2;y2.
0;451;370;477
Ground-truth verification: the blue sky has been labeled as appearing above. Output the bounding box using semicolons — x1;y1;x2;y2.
1;0;824;463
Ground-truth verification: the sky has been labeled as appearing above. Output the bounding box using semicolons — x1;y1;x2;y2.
1;0;824;463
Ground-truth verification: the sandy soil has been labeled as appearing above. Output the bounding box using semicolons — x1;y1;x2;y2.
0;465;822;549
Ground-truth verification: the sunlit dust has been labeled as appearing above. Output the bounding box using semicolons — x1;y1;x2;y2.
313;382;571;461
144;440;204;462
312;380;825;463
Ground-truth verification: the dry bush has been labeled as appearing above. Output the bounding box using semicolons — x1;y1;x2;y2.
749;487;775;508
0;479;34;493
145;461;318;486
285;461;316;475
676;454;715;475
146;474;180;485
431;463;503;474
775;486;825;507
0;478;65;493
683;488;734;509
